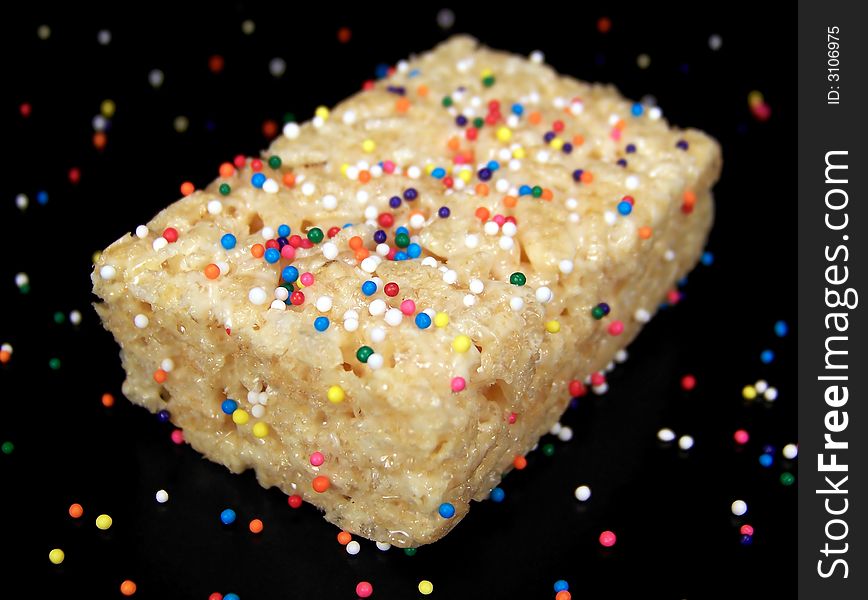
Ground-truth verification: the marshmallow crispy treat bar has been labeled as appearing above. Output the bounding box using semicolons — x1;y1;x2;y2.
92;35;721;546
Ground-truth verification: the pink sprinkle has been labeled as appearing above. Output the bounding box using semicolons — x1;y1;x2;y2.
740;524;754;536
310;452;324;467
508;412;517;424
170;429;184;445
382;160;395;174
355;581;373;598
667;290;681;305
492;214;506;226
590;372;606;387
451;377;466;392
300;272;314;286
400;299;416;315
751;102;772;122
681;374;696;391
281;245;296;260
599;530;617;547
610;128;622;141
734;429;749;445
607;320;624;336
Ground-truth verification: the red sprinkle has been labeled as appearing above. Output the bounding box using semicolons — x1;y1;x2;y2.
384;282;399;297
287;495;303;509
681;374;697;391
162;228;179;243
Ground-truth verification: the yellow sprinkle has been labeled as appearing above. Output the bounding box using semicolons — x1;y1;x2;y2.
362;139;376;153
49;549;65;565
100;99;116;118
748;90;764;108
550;138;564;151
545;320;561;333
457;170;472;183
418;580;434;595
742;385;757;400
512;147;526;159
95;514;113;530
496;126;512;142
452;335;472;353
252;422;269;438
425;163;436;175
481;68;493;77
433;312;449;328
340;163;350;175
314;106;330;120
92;250;103;263
232;409;249;425
327;385;345;403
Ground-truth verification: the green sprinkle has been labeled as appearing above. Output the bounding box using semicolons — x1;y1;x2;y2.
591;306;606;320
531;185;543;198
780;472;795;486
404;548;417;557
218;183;231;196
482;75;495;87
1;441;13;455
441;96;453;108
53;311;65;324
395;233;410;248
472;117;484;129
356;346;374;363
509;272;526;286
283;112;296;123
49;358;61;370
19;284;30;295
268;155;282;169
306;228;324;244
541;443;555;457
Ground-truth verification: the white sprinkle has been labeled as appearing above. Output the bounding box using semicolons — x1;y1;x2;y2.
207;200;223;214
69;310;82;325
97;29;112;45
569;100;584;116
315;296;333;313
657;427;676;443
565;197;578;210
93;115;108;131
678;435;695;450
269;57;287;77
498;148;512;161
568;212;580;223
241;19;256;34
604;211;617;225
148;69;164;88
469;279;484;294
465;234;479;249
152;237;168;251
410;213;426;229
421;257;438;268
709;34;723;51
376;243;390;256
529;50;544;63
764;387;778;402
248;287;268;305
312;116;325;128
369;326;386;344
436;8;455;29
508;159;522;171
376;542;391;551
321;242;338;260
217;262;229;275
364;205;378;220
160;358;174;372
634;308;651;323
625;175;640;190
345;166;359;180
133;225;149;239
368;353;384;370
535;287;553;303
664;250;676;262
263;178;279;194
15;193;29;210
731;500;748;516
134;314;149;328
274;287;289;301
557;426;573;442
361;256;380;274
356;190;369;203
574;485;591;502
269;299;286;311
384;308;403;326
346;540;361;555
483;221;499;236
251;404;266;418
316;194;337;211
509;297;524;311
559;260;574;274
499;236;515;250
343;318;359;332
782;443;798;460
301;182;315;196
369;165;383;178
261;227;275;240
463;294;476;307
495;178;510;193
342;110;356;125
283;122;300;139
99;265;117;280
37;24;51;40
754;380;769;394
343;310;359;321
501;221;517;237
407;165;421;179
649;106;663;120
614;349;628;363
155;489;169;504
369;299;387;316
443;270;458;285
535;150;550;163
549;422;562;435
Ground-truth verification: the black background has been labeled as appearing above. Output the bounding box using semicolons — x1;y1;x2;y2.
2;4;796;599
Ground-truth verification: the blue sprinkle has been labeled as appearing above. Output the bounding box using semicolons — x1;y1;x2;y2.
407;243;422;258
487;160;500;171
396;226;409;236
519;184;532;196
277;224;291;237
221;234;237;249
157;409;171;423
37;190;49;205
221;399;238;415
220;509;236;525
740;535;753;546
631;103;644;116
281;266;299;283
408;69;420;78
342;223;352;229
415;312;432;329
432;167;446;179
361;281;377;296
264;248;280;263
774;320;788;337
617;201;633;216
490;487;505;502
554;581;569;593
760;349;774;364
511;103;524;115
374;63;389;79
314;317;330;332
251;173;266;188
701;251;714;266
438;502;456;518
394;252;408;261
225;594;240;600
759;454;773;468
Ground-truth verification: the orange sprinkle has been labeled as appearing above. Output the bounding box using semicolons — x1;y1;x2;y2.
541;188;554;201
447;136;461;151
218;162;235;178
597;16;612;34
282;172;296;187
68;503;84;519
358;170;371;183
475;207;490;221
395;97;411;113
528;111;542;125
638;226;653;239
337;27;352;44
204;264;220;280
683;190;697;206
580;171;594;184
153;369;168;384
180;181;195;196
502;195;517;208
93;131;107;150
208;54;224;74
249;519;264;534
312;476;331;493
0;350;11;364
101;393;115;408
262;119;278;139
572;134;585;146
251;244;265;258
475;183;490;196
556;592;572;600
614;119;626;130
513;456;528;470
337;531;352;545
416;84;429;97
348;236;364;250
120;580;137;596
354;248;370;261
